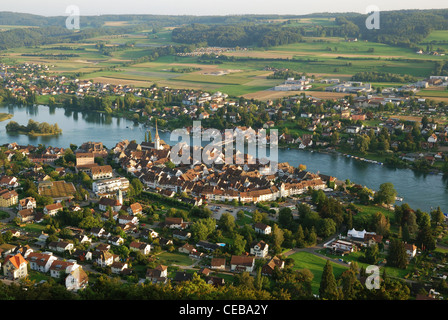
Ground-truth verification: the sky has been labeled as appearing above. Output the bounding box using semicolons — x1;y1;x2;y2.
0;0;447;16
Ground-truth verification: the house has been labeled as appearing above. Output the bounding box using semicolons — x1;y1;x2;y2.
254;223;271;235
27;252;58;273
0;189;18;207
210;257;226;270
2;253;28;280
326;240;356;255
428;134;438;143
179;243;196;254
127;202;143;216
16;208;35;223
205;276;225;287
48;241;74;253
90;165;114;180
230;255;255;273
404;243;417;258
94;250;115;267
12;245;33;259
108;236;125;246
140;228;159;240
44;202;63;216
129;241;151;255
111;261;129;274
72;250;92;262
262;256;285;276
196;240;221;252
173;230;191;241
0;176;19;188
250;240;269;258
164;217;187;229
98;197;122;212
90;227;110;238
118;214;139;226
49;260;79;278
18;197;36;210
190;251;205;259
73;234;91;244
146;265;168;284
65;266;88;291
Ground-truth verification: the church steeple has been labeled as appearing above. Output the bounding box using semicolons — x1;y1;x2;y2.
154;119;161;150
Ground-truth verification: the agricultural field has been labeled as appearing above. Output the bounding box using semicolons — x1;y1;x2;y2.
2;24;447;101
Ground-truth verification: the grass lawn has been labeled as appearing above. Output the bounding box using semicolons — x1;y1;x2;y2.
28;271;53;283
289;251;348;295
20;223;46;234
155;252;194;266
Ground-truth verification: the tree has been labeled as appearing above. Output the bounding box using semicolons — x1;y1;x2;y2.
374;182;397;205
278;207;294;230
387;239;408;269
272;224;284;253
319;260;339;300
431;207;445;226
364;244;379;264
416;223;436;251
218;213;236;233
232;233;247;255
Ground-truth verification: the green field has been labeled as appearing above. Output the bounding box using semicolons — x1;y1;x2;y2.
155;252;194;266
289;251;348;295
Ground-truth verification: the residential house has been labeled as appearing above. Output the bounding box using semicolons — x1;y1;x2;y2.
111;261;129;274
261;256;285;276
405;243;417;258
48;241;74;254
49;260;79;278
18;197;36;210
16;208;35;223
129;241;151;255
108;236;125;246
65;266;88;291
230;255;255;273
146;265;168;284
164;217;187;229
254;223;272;235
210;257;226;270
2;253;28;280
173;230;192;241
27;252;58;273
178;243;196;254
0;189;18;207
127;203;143;216
250;240;269;258
44;202;63;216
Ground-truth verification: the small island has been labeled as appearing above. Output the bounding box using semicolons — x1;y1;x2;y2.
6;119;62;136
0;113;13;122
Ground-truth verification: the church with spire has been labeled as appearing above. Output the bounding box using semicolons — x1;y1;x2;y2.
142;119;168;151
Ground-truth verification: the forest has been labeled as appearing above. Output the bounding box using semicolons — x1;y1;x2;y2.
171;23;304;47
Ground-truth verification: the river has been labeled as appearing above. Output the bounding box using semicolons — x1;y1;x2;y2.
1;104;447;213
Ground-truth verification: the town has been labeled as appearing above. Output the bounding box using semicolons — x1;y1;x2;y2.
1;117;448;300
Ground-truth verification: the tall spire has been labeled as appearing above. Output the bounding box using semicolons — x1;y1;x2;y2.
154;119;161;150
155;119;160;140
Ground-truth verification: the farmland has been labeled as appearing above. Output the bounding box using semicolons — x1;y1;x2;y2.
1;18;447;102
